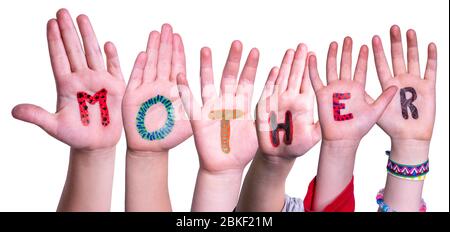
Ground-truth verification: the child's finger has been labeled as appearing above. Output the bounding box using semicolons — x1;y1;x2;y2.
339;37;353;81
424;43;437;83
220;40;243;96
390;25;407;76
47;19;71;79
370;86;398;121
275;49;295;93
126;52;147;90
353;45;368;88
156;24;173;81
171;33;186;82
258;66;279;103
143;31;160;83
236;48;259;96
287;43;308;93
364;92;375;104
326;42;338;83
177;73;201;120
311;121;322;145
56;9;88;71
372;35;393;89
76;14;105;70
200;47;217;104
11;104;57;137
300;53;314;94
308;55;325;92
104;42;123;79
406;29;421;76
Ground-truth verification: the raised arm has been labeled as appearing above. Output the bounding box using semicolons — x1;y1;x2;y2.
372;25;437;212
122;24;192;211
12;9;126;211
237;44;321;211
308;37;397;211
177;41;260;211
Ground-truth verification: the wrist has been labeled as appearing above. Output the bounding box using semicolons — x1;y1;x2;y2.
258;149;296;167
236;151;291;212
192;168;243;212
197;167;243;179
321;139;359;158
318;139;359;175
317;140;358;177
69;147;116;166
255;150;295;180
196;168;244;194
390;139;430;164
70;146;116;158
126;148;169;158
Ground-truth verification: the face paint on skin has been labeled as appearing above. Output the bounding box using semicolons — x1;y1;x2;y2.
77;88;110;126
208;109;244;154
136;95;174;141
333;92;354;121
400;87;419;119
269;111;293;147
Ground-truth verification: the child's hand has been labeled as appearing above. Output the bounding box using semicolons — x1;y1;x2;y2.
237;44;320;212
256;44;320;160
177;41;259;173
372;25;437;142
309;37;398;144
12;9;125;151
122;24;192;153
308;37;397;211
11;9;124;211
373;26;437;212
177;41;259;211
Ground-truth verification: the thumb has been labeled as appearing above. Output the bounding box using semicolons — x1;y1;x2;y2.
312;121;322;145
364;92;375;104
126;52;147;91
371;86;398;120
176;73;200;120
12;104;57;136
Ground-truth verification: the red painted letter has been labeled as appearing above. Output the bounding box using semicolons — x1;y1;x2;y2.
333;93;353;121
77;88;110;126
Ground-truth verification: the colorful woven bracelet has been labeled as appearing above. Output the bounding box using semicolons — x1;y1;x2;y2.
385;151;429;181
376;189;427;212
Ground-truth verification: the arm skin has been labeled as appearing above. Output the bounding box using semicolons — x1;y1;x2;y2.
58;148;116;211
237;44;320;212
372;25;437;211
125;150;171;211
122;25;192;211
383;140;429;211
192;169;244;212
236;151;295;212
313;140;357;210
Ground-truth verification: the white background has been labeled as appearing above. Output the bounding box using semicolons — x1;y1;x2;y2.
0;0;448;212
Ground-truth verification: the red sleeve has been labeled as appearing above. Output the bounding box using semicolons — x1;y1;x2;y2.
303;176;355;212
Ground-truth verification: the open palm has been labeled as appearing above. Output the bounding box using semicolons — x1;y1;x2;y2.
12;9;125;151
372;25;437;141
256;44;320;158
308;37;397;142
177;41;259;172
122;24;192;152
